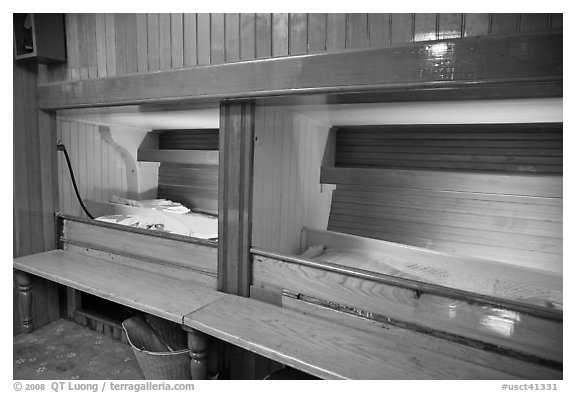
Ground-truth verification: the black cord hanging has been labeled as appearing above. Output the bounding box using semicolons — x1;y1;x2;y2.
57;141;95;219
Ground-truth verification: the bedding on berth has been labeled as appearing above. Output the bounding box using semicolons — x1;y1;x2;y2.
95;197;218;240
300;245;562;310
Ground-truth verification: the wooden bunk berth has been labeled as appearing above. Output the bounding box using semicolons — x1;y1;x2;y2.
14;23;562;380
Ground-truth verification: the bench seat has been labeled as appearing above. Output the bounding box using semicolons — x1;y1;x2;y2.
14;250;224;323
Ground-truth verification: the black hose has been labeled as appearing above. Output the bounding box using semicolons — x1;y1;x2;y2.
58;142;95;219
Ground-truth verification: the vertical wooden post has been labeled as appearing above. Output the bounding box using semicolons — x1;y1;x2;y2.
183;326;209;380
218;101;255;296
14;270;33;333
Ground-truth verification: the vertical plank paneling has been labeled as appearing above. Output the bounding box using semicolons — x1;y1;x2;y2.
225;13;240;62
279;110;292;251
260;108;274;249
414;13;437;42
78;14;89;79
147;13;160;72
490;13;519;35
255;13;272;58
550;14;562;30
86;14;98;79
197;13;211;65
520;14;549;33
211;13;225;64
463;13;490;37
391;13;414;44
438;13;462;40
105;14;117;76
115;13;127;75
136;13;148;73
93;125;102;201
95;14;107;78
125;14;138;74
170;13;184;69
240;13;256;60
66;14;80;80
347;13;369;49
308;13;327;53
159;13;172;70
326;13;346;51
289;13;308;55
272;13;289;57
183;13;198;67
57;120;64;213
368;13;390;48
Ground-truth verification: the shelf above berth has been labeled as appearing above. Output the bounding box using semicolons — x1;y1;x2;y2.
138;149;219;165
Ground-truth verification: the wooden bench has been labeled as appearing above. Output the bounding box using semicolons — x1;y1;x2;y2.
14;249;562;380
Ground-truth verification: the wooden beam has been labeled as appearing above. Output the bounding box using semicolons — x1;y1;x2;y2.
321;167;562;198
37;33;562;110
218;101;255;296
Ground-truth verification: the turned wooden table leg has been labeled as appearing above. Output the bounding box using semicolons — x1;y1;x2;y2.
14;270;33;333
182;326;209;380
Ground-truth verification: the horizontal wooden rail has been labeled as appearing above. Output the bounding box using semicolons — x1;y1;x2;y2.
320;167;563;198
37;33;562;110
138;149;219;165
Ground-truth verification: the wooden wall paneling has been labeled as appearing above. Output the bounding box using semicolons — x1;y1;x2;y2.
251;108;264;248
550;14;562;30
136;13;148;73
307;13;326;53
86;14;98;79
463;13;490;37
240;13;256;61
66;14;80;80
78;14;89;79
272;13;289;57
368;13;391;48
14;62;34;255
390;13;414;44
183;13;198;67
326;13;346;51
490;14;519;35
197;13;211;65
289;13;308;55
105;14;117;76
438;13;462;40
170;13;184;69
270;110;284;252
414;13;437;42
159;13;172;70
218;101;255;296
347;13;369;49
115;13;127;75
257;108;274;249
125;14;138;74
255;14;272;59
211;14;225;65
146;13;160;72
225;13;240;63
95;14;107;77
520;14;550;33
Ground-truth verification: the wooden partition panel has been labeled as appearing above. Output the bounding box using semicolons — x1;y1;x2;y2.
252;251;562;367
61;215;218;288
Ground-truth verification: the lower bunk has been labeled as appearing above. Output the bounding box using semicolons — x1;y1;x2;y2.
250;228;563;379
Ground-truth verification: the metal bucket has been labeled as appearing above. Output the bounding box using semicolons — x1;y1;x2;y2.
122;315;190;380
